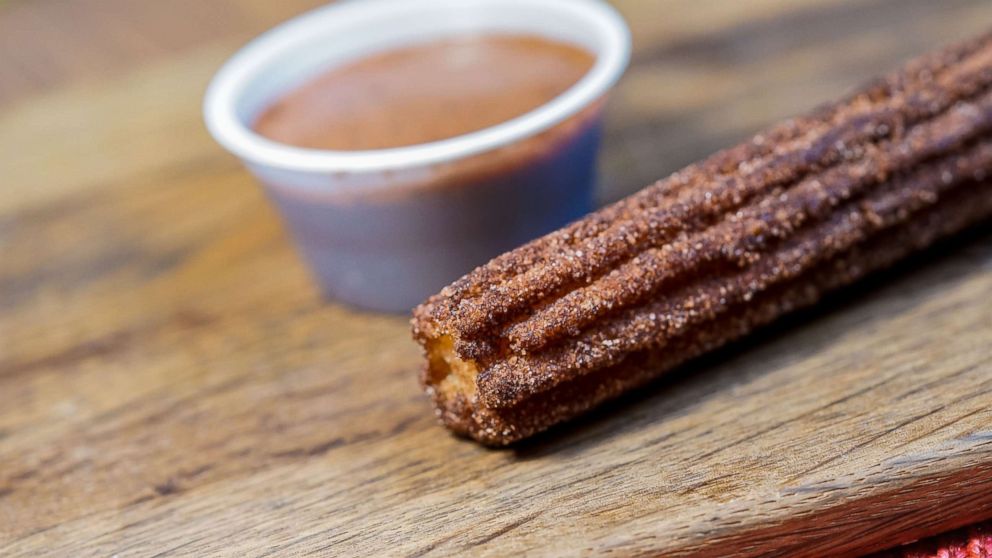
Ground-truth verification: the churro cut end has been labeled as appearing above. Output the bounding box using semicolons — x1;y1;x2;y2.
426;335;479;399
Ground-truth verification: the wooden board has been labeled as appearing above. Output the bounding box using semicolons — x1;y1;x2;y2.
2;0;991;556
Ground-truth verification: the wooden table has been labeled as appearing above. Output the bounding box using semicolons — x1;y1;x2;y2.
2;1;991;556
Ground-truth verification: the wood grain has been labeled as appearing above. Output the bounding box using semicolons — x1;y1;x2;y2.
1;0;991;556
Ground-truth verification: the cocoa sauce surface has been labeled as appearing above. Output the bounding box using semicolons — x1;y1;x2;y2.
254;34;595;151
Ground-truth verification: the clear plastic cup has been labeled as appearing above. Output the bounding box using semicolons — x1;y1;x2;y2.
204;0;630;313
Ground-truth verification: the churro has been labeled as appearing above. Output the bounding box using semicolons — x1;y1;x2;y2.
412;32;992;445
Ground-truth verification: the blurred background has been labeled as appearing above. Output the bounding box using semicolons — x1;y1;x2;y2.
3;0;990;210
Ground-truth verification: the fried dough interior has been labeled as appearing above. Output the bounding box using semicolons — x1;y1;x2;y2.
426;335;478;399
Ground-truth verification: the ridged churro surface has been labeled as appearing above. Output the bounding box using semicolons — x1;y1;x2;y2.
411;31;992;445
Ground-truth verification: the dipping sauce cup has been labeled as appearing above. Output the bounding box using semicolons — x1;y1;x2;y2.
204;0;630;312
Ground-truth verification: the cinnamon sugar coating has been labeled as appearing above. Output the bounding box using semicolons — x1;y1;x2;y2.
411;32;992;446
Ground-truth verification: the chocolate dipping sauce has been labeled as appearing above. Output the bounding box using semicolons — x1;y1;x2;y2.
254;35;595;149
252;34;603;312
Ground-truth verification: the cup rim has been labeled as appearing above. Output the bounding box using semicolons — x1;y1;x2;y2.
203;0;630;174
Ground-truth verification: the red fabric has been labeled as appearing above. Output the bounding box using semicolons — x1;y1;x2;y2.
871;521;992;558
